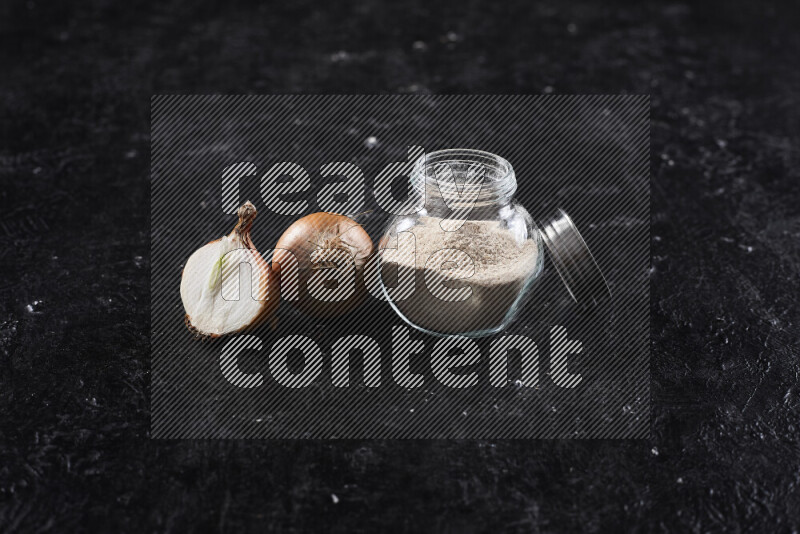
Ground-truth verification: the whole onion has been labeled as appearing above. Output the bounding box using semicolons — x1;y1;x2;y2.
273;212;373;318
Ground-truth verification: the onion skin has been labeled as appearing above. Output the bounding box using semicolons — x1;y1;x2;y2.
273;212;373;318
224;204;280;330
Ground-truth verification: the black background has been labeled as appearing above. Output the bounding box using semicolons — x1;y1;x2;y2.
2;0;799;531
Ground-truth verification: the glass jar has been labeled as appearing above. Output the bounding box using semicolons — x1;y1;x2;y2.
378;149;608;338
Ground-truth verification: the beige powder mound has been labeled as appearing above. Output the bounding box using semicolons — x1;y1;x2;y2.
381;216;539;334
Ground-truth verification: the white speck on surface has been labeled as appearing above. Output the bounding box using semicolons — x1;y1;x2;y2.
716;139;728;149
445;31;459;42
331;494;339;504
330;50;349;62
412;40;427;51
677;477;684;484
125;149;138;159
26;304;34;313
651;447;659;456
364;136;379;149
33;167;42;175
543;86;554;94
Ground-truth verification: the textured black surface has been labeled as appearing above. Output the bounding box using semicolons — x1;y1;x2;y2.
1;0;799;531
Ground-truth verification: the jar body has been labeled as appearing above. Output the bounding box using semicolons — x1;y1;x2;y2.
378;150;544;337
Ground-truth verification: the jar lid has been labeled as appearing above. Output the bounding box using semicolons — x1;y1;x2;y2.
538;209;611;306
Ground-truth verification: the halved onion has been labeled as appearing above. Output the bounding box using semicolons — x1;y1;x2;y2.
180;201;279;338
273;212;373;318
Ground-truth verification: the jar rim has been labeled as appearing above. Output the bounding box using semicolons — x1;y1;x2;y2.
411;149;517;205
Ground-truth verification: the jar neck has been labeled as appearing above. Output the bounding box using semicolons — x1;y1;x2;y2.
411;149;516;218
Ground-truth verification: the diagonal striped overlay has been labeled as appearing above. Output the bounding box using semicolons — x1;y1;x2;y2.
151;95;649;439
